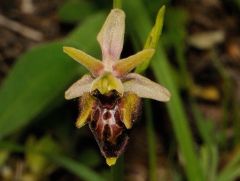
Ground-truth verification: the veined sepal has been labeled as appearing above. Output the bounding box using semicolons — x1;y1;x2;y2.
123;73;171;102
97;9;125;62
65;74;93;100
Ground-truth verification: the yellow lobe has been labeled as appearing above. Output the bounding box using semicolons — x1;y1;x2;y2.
106;157;117;166
113;49;155;76
63;46;103;76
76;93;95;128
91;72;124;96
121;93;140;129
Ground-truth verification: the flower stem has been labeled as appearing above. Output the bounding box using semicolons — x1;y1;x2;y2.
145;100;157;181
111;155;124;181
113;0;122;9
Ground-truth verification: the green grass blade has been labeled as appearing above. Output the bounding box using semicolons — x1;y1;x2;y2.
47;153;105;181
0;141;104;181
151;50;203;181
218;167;240;181
218;150;240;181
0;13;105;139
124;1;204;180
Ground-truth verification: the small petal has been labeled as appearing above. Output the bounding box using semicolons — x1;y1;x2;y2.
123;73;171;102
135;6;165;73
63;47;104;77
144;6;165;49
76;93;96;128
97;9;125;62
119;93;141;129
91;72;124;96
65;74;93;100
113;49;155;77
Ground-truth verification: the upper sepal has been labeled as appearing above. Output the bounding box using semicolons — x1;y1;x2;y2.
97;9;125;62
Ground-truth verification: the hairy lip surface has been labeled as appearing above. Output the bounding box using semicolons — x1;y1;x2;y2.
86;91;140;158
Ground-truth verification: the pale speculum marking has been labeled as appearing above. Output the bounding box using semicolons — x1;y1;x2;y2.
91;103;123;142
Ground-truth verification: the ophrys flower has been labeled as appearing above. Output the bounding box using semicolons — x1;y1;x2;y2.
63;9;171;166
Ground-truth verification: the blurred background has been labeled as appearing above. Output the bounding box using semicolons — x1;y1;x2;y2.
0;0;240;180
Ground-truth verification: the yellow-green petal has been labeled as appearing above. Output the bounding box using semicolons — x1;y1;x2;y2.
113;49;155;76
135;6;165;73
120;93;141;129
76;93;95;128
63;46;104;77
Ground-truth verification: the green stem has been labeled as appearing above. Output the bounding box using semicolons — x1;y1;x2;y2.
113;0;122;9
211;49;232;146
111;156;124;181
145;100;157;181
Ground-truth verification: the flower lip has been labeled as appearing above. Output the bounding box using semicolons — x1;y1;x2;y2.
97;8;125;62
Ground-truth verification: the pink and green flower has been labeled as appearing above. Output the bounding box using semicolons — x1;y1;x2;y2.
63;8;170;166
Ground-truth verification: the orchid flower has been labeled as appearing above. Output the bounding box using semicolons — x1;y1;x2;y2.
63;9;171;166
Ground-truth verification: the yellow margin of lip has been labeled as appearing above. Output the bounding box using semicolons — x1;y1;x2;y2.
106;157;117;166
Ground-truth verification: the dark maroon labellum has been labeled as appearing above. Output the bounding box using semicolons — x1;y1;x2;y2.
87;90;141;159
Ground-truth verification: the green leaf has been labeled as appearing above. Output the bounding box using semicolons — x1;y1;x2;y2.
162;8;188;48
162;8;190;89
78;149;101;167
25;136;60;175
218;149;240;181
58;0;95;23
192;103;216;146
199;145;218;181
0;13;105;139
